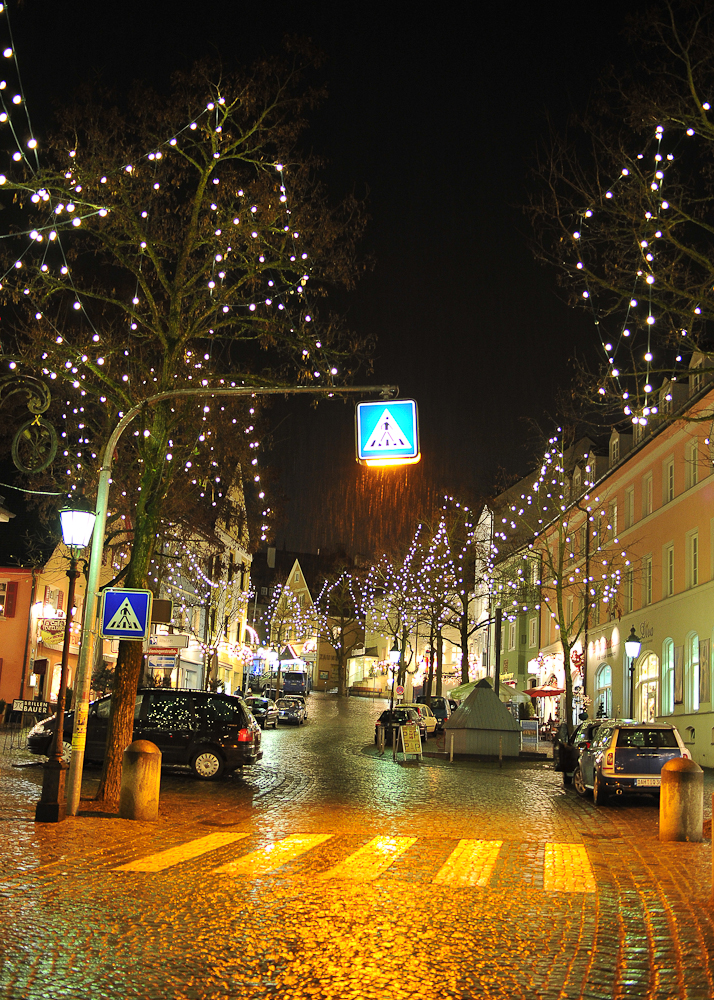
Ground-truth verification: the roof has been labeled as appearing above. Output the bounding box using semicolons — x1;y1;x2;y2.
250;547;354;596
444;678;521;733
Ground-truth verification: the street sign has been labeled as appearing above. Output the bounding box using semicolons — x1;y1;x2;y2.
148;633;190;649
355;399;420;466
396;685;404;696
100;589;152;641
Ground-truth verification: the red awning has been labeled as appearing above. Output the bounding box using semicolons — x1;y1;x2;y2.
523;686;565;698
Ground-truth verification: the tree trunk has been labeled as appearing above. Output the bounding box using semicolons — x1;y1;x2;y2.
95;638;145;806
337;649;348;696
563;642;574;737
436;629;443;697
460;592;470;684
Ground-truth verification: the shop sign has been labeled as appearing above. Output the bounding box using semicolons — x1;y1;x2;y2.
38;617;66;648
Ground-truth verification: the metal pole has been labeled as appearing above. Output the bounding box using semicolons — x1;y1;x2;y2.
35;554;80;822
66;382;398;815
494;607;502;696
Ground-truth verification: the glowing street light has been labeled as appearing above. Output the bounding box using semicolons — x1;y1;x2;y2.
35;494;95;823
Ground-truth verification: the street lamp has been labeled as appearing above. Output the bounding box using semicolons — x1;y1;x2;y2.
35;494;96;823
624;626;642;719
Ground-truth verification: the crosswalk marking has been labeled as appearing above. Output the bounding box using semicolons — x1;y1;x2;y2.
432;839;503;888
319;835;416;881
112;831;250;872
213;834;333;876
543;842;596;893
106;833;598;891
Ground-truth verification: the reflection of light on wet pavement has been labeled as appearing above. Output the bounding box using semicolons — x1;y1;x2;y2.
432;838;503;887
543;842;595;892
213;833;332;876
319;835;416;880
112;831;250;872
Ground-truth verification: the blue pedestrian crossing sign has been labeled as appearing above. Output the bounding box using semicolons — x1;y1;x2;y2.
355;398;420;466
101;588;153;641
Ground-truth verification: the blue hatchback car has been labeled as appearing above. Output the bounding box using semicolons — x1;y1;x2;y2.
574;722;690;805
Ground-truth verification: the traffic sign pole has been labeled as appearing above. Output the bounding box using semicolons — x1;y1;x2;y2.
66;382;398;817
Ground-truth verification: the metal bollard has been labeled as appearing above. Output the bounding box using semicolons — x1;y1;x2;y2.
659;757;703;842
119;740;162;821
449;733;454;763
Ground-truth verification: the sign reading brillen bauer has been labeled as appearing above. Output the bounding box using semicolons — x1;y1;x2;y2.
355;399;420;466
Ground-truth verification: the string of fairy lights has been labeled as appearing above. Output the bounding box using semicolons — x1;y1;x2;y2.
491;433;632;650
564;118;707;427
0;1;352;595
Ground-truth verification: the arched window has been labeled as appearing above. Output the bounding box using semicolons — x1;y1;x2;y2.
661;639;674;716
595;663;612;718
636;652;659;723
685;632;700;714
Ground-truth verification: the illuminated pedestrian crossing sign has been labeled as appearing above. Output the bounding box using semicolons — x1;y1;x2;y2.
355;399;420;466
101;588;153;641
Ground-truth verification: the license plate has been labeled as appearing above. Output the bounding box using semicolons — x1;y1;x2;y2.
636;777;660;786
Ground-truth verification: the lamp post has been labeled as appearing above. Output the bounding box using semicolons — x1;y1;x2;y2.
35;495;96;823
388;637;400;714
624;626;642;720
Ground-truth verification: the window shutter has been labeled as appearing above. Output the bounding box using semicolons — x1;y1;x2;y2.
5;581;18;618
57;590;64;611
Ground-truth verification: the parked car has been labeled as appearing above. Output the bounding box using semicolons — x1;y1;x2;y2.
401;702;437;737
416;695;451;730
282;694;308;719
554;718;623;785
245;696;279;729
26;688;262;779
574;722;690;804
448;699;459;712
375;708;427;746
276;697;306;725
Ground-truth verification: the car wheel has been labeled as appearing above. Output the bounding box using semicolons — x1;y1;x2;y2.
191;749;224;780
573;765;589;798
61;740;72;762
593;771;609;806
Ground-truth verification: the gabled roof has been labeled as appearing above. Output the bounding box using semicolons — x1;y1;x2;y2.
444;679;521;732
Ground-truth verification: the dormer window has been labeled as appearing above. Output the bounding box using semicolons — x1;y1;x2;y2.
573;466;582;493
610;436;620;466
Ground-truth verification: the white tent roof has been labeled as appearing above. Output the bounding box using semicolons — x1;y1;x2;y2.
444;678;521;733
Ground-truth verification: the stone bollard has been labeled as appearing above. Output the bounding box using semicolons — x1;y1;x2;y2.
119;740;162;821
659;757;703;842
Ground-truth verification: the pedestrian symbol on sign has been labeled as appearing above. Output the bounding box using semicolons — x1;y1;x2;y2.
100;588;152;641
106;598;144;633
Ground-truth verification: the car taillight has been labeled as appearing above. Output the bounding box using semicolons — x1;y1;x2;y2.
606;751;614;767
584;741;591;749
237;728;253;742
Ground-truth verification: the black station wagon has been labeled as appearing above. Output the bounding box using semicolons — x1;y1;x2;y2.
27;688;262;780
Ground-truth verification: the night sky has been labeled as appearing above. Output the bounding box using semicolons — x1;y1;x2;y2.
7;0;640;557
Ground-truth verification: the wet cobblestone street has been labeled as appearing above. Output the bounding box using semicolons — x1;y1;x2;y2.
1;693;713;1000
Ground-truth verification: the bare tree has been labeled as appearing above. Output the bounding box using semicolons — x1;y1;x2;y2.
530;2;714;429
0;50;370;803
